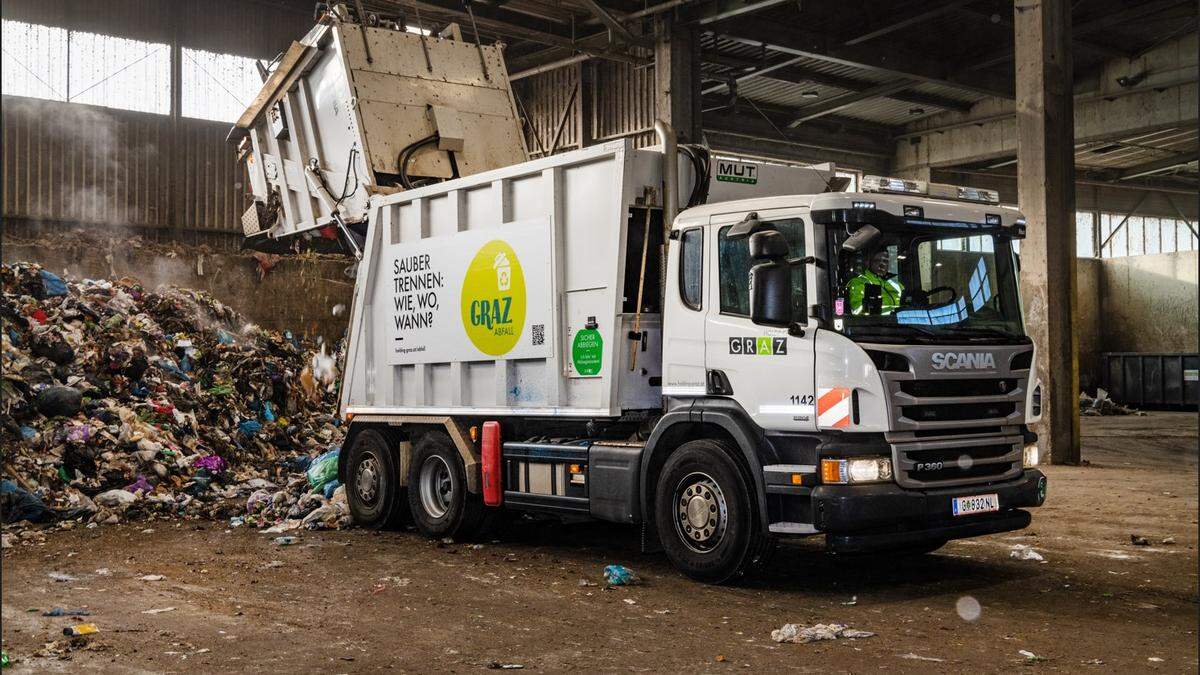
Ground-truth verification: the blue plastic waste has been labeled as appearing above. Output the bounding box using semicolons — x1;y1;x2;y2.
262;401;276;422
216;329;235;345
157;359;192;382
39;270;68;297
238;420;263;436
603;564;640;586
19;426;37;441
0;479;54;524
322;479;341;499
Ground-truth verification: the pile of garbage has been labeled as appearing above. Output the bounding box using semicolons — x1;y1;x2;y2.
1079;388;1144;416
1;262;352;544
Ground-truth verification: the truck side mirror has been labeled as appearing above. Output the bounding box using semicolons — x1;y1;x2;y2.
748;230;791;327
841;224;881;253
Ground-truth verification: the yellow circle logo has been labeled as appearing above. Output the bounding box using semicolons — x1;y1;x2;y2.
461;240;526;356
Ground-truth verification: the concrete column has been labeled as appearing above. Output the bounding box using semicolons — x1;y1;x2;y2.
653;16;701;143
1014;0;1080;464
894;165;932;182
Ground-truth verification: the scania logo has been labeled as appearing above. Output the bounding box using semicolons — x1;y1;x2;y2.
930;352;996;370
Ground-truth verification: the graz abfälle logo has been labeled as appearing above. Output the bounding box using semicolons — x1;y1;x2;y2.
461;240;526;355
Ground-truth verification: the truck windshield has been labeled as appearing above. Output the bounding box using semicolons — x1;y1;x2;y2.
828;226;1026;344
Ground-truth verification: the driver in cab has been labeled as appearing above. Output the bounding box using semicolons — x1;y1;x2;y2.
848;249;903;315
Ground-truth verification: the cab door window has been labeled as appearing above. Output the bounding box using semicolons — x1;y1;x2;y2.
679;227;703;310
717;217;807;321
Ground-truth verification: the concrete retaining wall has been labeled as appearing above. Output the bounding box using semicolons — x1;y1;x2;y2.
3;236;354;343
1099;251;1199;355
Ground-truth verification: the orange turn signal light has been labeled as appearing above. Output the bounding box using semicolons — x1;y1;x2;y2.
790;473;803;485
569;464;583;474
821;459;845;484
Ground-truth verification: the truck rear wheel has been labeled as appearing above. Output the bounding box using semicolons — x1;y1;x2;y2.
655;439;763;583
345;429;410;529
408;431;484;540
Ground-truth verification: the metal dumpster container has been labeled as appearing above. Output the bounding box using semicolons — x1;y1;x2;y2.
1102;352;1200;409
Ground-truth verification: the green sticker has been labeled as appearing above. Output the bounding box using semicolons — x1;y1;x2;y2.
572;328;603;376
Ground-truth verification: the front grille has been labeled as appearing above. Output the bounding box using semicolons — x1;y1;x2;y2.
910;461;1018;483
911;426;1002;438
902;402;1016;422
892;437;1023;488
899;378;1017;398
906;443;1013;464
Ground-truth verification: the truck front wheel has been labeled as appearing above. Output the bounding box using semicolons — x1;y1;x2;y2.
345;428;409;529
655;439;763;583
407;431;484;540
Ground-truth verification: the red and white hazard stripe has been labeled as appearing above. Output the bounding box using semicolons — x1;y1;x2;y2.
817;387;852;429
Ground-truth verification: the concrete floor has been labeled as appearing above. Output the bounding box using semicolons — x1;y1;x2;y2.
2;412;1197;672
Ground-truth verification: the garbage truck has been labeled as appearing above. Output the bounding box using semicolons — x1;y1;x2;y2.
331;133;1047;583
236;10;1047;583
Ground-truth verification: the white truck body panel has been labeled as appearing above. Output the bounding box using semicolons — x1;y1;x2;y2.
340;141;833;418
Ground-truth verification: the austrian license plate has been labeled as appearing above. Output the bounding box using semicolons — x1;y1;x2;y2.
952;493;999;516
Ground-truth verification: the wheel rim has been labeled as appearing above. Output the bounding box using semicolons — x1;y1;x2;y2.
673;471;729;554
419;455;454;519
355;453;381;505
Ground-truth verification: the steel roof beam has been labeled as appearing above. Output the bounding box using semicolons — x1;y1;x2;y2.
702;52;975;112
1117;151;1200;181
785;79;919;127
715;18;1015;99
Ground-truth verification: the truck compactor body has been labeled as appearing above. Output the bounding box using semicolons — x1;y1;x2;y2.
337;138;1048;583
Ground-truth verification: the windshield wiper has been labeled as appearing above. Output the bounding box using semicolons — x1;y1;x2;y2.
851;323;942;340
941;326;1022;340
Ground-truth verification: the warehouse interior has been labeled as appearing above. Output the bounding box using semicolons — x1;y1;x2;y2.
1;0;1197;670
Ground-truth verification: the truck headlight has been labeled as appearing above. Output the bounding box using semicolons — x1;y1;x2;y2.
821;456;893;484
1022;443;1039;468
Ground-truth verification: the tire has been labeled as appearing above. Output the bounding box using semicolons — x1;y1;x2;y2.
407;431;484;540
345;428;410;529
654;439;767;583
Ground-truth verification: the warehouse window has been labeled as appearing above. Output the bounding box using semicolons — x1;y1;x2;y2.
1;20;68;101
1076;212;1095;258
68;30;170;114
182;48;263;123
1;20;169;114
1000;212;1103;258
1099;213;1198;258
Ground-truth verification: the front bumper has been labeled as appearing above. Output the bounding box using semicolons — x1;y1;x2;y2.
811;469;1046;553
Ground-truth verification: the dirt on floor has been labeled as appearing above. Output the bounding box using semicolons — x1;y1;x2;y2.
3;412;1197;672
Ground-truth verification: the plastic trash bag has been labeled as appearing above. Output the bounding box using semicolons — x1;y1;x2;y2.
306;449;340;490
1;479;55;524
38;269;68;297
603;564;640;586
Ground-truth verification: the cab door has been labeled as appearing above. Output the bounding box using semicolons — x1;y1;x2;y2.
704;209;818;431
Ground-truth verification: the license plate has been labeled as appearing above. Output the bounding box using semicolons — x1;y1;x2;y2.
952;493;999;516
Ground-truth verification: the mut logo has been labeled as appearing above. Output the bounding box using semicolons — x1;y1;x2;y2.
931;352;996;370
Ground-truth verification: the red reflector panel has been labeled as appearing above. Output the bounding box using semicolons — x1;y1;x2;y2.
481;421;502;506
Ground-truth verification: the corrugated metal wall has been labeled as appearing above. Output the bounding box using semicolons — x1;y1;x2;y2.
513;59;659;158
512;65;581;157
1;0;312;249
591;61;656;148
2;96;246;237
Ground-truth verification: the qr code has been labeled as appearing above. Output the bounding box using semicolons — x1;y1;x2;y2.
531;323;545;346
